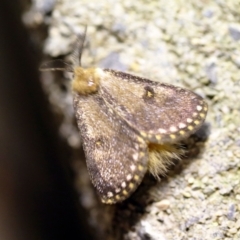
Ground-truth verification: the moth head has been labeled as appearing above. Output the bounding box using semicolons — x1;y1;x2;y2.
72;67;101;95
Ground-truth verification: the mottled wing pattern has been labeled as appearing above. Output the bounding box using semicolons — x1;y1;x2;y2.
73;92;148;204
101;69;208;144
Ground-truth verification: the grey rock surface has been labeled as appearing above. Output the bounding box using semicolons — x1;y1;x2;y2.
25;0;240;239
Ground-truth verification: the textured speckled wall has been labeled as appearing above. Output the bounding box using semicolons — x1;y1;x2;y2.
22;1;240;239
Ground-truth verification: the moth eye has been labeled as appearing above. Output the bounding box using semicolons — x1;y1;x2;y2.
143;85;155;101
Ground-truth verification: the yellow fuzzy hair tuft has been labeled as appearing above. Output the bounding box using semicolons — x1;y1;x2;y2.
148;143;185;179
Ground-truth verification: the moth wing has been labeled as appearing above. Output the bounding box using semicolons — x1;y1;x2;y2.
101;69;208;143
73;93;148;204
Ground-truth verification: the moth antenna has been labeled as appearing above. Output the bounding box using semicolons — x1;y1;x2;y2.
72;26;88;67
78;26;87;66
39;59;73;72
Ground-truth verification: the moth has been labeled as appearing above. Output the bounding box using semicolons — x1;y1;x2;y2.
40;28;208;204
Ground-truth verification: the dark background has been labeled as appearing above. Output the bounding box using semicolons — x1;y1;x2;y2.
0;1;93;239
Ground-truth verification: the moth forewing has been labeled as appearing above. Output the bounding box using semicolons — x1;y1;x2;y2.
100;69;208;144
73;91;149;204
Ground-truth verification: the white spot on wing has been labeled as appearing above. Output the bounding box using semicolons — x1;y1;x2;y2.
179;123;186;129
130;164;136;171
132;153;138;161
158;128;167;134
170;126;177;132
107;192;113;198
126;174;132;181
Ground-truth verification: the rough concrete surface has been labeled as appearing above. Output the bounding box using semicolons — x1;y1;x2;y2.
24;0;240;239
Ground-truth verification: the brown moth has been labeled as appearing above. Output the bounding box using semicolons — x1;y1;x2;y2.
40;28;208;204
